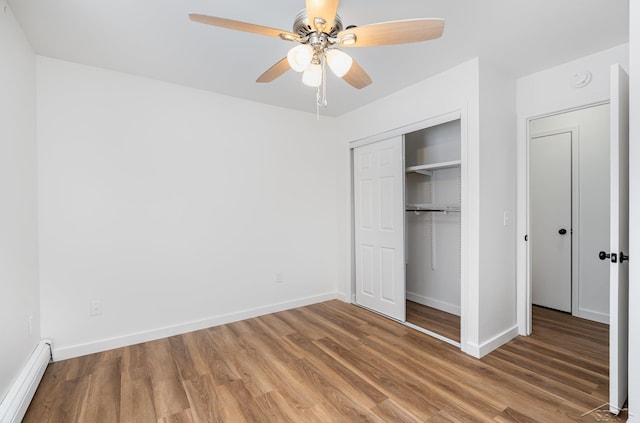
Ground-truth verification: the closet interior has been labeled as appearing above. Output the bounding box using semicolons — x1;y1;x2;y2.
404;119;462;343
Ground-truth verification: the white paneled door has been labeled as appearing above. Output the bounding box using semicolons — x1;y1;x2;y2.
530;131;572;313
353;136;406;321
608;64;629;415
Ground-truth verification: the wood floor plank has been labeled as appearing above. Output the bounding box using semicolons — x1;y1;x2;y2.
360;334;505;420
370;398;425;423
284;331;389;407
226;320;325;410
120;343;152;383
78;358;121;422
258;312;297;336
224;379;270;422
288;357;382;421
157;408;194;423
168;334;209;382
37;376;90;423
21;362;69;422
212;384;249;423
121;377;157;423
406;300;461;342
314;336;443;419
143;339;190;419
193;327;242;386
24;301;616;422
182;374;225;423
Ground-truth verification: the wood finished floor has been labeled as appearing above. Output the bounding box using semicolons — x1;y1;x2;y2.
406;300;461;343
24;301;620;422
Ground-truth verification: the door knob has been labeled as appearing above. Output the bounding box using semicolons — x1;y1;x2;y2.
599;251;610;260
620;252;629;263
558;228;567;235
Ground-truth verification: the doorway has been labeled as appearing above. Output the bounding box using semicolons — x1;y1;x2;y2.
523;65;630;415
528;103;610;322
404;120;462;344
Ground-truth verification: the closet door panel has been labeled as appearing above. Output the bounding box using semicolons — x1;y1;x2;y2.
361;245;375;295
379;177;395;230
354;136;406;321
358;179;374;229
380;247;397;302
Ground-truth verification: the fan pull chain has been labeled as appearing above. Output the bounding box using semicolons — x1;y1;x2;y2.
316;86;320;120
314;54;330;120
321;57;327;107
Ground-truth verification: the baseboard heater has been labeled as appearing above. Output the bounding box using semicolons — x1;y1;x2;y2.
0;340;52;423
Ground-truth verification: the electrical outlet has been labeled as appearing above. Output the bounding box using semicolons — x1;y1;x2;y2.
276;272;284;283
90;300;103;316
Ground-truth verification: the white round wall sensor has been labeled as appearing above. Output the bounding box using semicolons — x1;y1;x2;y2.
573;71;592;88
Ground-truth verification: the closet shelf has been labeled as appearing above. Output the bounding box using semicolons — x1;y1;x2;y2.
406;203;461;213
406;160;462;176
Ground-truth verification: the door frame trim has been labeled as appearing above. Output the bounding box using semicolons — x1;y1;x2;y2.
348;111;461;149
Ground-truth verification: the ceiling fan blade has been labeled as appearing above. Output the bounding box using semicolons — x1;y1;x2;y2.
305;0;339;30
189;14;299;41
256;58;291;83
342;59;372;89
338;18;444;47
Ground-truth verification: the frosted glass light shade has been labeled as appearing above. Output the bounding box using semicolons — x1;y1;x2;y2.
302;63;322;87
287;44;313;72
326;49;353;77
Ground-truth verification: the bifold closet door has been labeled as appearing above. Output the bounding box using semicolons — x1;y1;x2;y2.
353;136;405;321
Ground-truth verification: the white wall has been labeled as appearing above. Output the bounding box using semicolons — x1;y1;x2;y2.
0;1;40;401
337;58;518;357
516;44;629;333
627;2;639;420
477;59;518;347
37;57;340;360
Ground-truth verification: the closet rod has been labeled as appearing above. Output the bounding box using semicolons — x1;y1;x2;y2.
405;209;461;213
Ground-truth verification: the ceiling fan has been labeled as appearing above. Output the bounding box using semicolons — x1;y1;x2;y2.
189;0;444;108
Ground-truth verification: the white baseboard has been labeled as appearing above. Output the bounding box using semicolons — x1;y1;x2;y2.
406;291;461;316
52;292;339;361
574;308;609;325
0;340;52;423
334;291;348;302
464;325;519;358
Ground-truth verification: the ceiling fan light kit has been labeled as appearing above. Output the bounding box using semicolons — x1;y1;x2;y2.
302;62;323;87
287;44;313;72
189;0;444;114
326;49;353;77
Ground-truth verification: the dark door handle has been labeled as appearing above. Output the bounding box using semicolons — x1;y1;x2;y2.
599;251;610;260
620;252;629;263
558;228;567;235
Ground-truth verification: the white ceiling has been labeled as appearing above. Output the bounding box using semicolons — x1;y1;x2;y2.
7;0;629;116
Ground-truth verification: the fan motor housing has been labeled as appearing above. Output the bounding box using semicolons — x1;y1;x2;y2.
293;10;343;37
